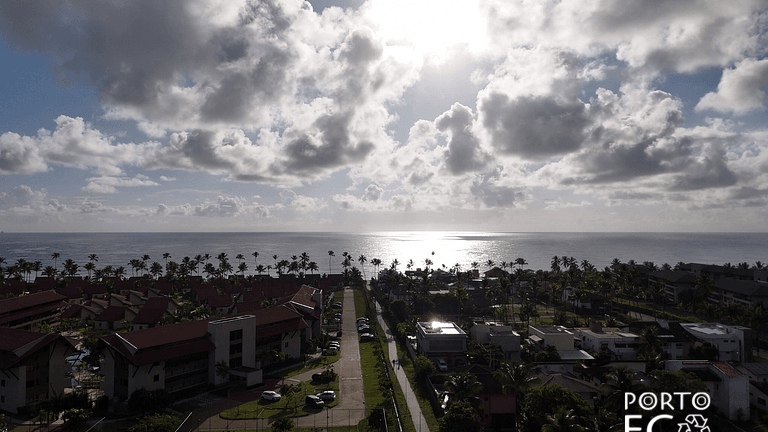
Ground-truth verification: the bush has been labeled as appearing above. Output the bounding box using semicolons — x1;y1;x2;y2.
62;408;91;430
128;413;180;432
413;355;435;380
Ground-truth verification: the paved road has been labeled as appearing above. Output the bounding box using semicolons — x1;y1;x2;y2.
185;287;365;431
374;301;431;432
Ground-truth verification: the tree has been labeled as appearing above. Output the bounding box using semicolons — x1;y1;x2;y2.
494;361;539;431
413;355;435;380
542;406;584;432
279;383;302;411
520;386;591;432
601;366;641;413
129;413;180;432
445;372;483;404
215;360;230;383
62;408;91;430
438;400;484;432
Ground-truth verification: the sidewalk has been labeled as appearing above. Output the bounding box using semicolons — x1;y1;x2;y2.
374;302;431;432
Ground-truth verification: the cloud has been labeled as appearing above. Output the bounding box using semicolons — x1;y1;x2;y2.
0;132;48;174
82;175;160;194
362;184;383;201
696;58;768;114
159;176;176;181
436;103;490;174
480;93;591;160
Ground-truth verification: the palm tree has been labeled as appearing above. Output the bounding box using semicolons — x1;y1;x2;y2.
51;253;60;271
445;371;483;405
252;251;259;268
551;256;561;273
114;266;126;280
307;261;318;274
43;265;57;279
84;262;95;280
494;360;539;430
150;262;163;279
358;254;367;280
88;254;99;264
328;251;334;274
602;366;640;412
542;407;584;432
238;262;248;277
236;254;245;264
163;253;171;266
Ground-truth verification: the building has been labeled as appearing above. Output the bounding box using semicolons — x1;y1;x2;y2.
577;322;641;361
0;291;69;330
680;323;752;363
415;321;468;366
666;360;749;421
99;305;310;404
469;322;521;360
100;315;262;404
528;325;593;362
0;328;75;413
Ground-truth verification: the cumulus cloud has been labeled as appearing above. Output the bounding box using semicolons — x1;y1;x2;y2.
696;58;768;114
83;175;160;194
436;103;489;174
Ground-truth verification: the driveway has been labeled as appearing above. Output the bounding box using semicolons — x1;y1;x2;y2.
183;287;366;431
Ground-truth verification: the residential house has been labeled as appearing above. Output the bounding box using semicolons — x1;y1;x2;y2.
0;328;75;413
680;322;752;362
577;322;641;361
94;306;138;331
469;322;521;360
666;360;749;421
415;321;468;366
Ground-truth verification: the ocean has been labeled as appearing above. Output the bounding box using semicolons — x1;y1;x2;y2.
0;232;767;276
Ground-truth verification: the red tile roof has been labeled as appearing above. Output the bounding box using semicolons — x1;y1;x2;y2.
95;306;132;323
118;319;210;350
713;361;741;377
0;329;73;369
0;291;67;316
132;307;168;325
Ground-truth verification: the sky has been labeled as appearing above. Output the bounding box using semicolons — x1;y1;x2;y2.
1;0;768;233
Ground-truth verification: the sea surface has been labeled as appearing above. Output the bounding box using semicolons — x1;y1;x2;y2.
0;232;767;276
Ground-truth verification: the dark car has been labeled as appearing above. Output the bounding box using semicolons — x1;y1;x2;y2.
306;394;325;408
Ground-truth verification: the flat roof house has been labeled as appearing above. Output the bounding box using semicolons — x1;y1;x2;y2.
415;321;468;366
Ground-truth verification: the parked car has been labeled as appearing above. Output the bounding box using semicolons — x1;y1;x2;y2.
306;395;325;408
261;390;282;401
316;391;336;401
328;342;340;350
437;359;448;372
357;326;371;333
360;333;374;342
322;348;338;356
333;302;343;308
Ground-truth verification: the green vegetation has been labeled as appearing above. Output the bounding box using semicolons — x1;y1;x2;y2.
220;377;339;420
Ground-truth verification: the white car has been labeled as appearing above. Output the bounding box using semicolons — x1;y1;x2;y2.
261;390;282;401
328;342;340;350
316;390;336;401
437;359;448;372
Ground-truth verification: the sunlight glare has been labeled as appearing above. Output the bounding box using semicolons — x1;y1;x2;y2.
364;0;488;63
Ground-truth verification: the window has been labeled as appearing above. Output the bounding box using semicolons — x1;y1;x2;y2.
285;342;289;348
230;329;243;341
1;396;4;403
26;380;34;389
1;379;4;387
153;374;160;382
230;343;243;355
759;397;766;406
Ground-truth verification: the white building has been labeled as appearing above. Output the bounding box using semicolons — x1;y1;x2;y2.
681;323;751;362
469;322;521;360
415;321;468;366
666;360;749;421
577;323;640;361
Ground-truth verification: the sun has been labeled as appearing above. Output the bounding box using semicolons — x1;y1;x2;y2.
363;0;489;63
